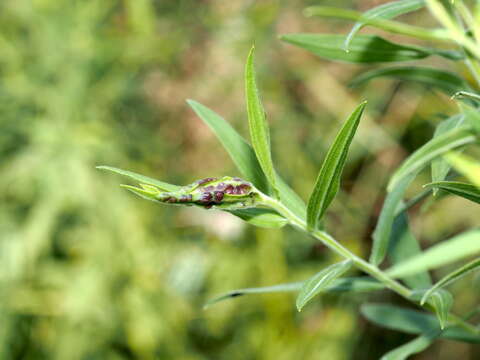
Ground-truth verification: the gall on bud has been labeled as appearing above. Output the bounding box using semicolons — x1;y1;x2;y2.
121;176;261;210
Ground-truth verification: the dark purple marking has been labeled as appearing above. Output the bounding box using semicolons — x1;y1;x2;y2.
179;194;192;202
215;182;226;191
200;192;212;203
203;186;215;192
237;184;251;194
224;185;234;194
166;197;177;203
197;177;217;186
214;191;224;202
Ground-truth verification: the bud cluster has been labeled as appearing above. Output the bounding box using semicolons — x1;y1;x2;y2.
125;176;261;210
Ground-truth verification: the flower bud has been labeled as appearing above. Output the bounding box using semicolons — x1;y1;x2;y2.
121;176;261;210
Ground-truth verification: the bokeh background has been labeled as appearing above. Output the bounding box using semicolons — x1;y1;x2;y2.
1;0;479;359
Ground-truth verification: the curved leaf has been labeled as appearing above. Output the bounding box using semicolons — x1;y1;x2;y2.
370;174;416;266
280;34;452;63
344;0;425;51
380;331;439;360
361;303;480;343
424;181;480;204
429;289;454;329
350;66;468;95
388;126;476;192
307;102;366;230
205;276;384;308
421;258;480;305
228;208;288;228
296;260;352;311
445;152;480;188
387;229;480;279
245;46;278;198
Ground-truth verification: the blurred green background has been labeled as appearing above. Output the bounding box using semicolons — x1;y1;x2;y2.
1;0;479;359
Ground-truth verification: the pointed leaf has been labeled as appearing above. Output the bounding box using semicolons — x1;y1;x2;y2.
421;258;480;305
453;91;480;104
460;102;480;134
280;34;454;63
187;100;306;219
228;209;288;228
97;166;180;192
370;174;416;266
380;331;440;360
205;276;383;309
350;66;469;95
361;303;480;343
245;46;278;198
307;102;366;230
296;260;352;311
424;181;480;204
445;152;480;188
388;212;432;289
344;0;425;51
388;126;476;192
387;229;480;279
431;114;465;192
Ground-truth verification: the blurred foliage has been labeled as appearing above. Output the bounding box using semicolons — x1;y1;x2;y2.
0;0;479;359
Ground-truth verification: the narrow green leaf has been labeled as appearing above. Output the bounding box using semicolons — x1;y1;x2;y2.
431;115;465;192
387;229;480;279
280;34;455;63
429;289;454;329
421;258;480;305
228;209;288;228
445;152;480;187
245;46;278;198
344;0;425;51
388;126;476;192
296;260;352;311
370;174;416;266
424;181;480;204
361;303;480;343
305;5;454;46
187;100;306;219
205;276;384;309
388;212;432;289
380;331;440;360
307;102;366;230
97;166;180;192
350;66;469;95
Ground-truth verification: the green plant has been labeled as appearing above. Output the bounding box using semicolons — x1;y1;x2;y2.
100;1;480;358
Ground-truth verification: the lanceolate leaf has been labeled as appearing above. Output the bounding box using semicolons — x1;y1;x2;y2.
424;181;480;204
280;34;456;63
307;102;366;230
228;209;288;228
460;102;480;134
388;212;432;289
387;229;480;279
97;166;180;192
388;126;476;192
380;331;440;360
361;303;480;343
370;174;416;266
187;100;306;219
421;258;480;305
296;260;353;311
344;0;425;51
428;289;453;329
445;152;480;188
431;114;465;192
187;99;269;194
205;276;384;308
349;66;468;96
245;46;279;198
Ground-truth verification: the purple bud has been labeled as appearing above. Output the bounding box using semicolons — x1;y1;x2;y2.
214;191;224;202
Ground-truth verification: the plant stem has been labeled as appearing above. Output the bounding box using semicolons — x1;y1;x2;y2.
260;194;480;335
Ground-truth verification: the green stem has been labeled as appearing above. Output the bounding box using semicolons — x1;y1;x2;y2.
260;194;480;335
